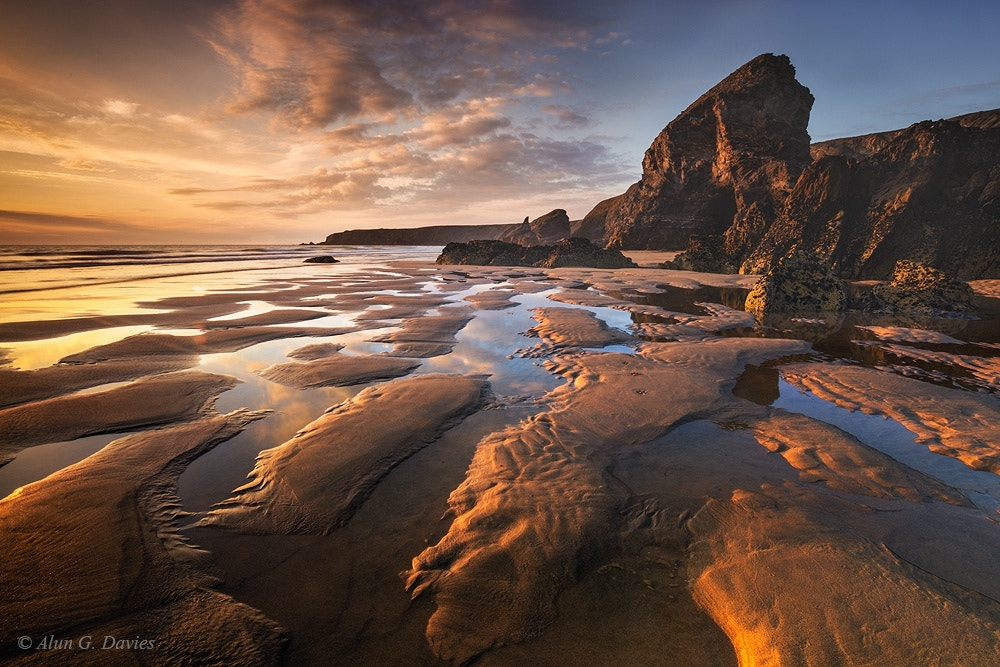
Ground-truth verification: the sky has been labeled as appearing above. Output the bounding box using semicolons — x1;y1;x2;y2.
1;0;998;245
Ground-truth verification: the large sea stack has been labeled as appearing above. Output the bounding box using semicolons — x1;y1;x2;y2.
602;53;815;251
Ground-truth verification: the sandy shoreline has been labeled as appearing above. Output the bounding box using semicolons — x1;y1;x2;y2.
2;255;1000;665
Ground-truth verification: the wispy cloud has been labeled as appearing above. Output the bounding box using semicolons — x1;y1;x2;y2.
210;0;613;129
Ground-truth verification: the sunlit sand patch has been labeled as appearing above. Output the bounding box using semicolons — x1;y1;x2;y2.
782;362;1000;473
0;411;285;665
203;374;489;535
631;302;756;340
523;306;632;352
258;354;419;389
546;287;634;309
753;409;968;503
368;308;476;357
0;369;240;459
352;293;452;321
687;484;1000;666
203;307;331;328
286;342;344;360
881;343;1000;388
462;288;519;310
404;338;808;664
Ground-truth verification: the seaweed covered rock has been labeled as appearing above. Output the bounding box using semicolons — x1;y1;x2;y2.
870;260;976;316
745;251;847;317
436;238;636;269
661;235;739;273
539;238;637;269
436;240;548;266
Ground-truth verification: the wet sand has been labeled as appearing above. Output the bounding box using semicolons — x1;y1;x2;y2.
2;255;999;665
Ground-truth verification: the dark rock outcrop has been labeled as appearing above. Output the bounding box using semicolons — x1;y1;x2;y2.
869;260;976;316
436;238;636;269
661;235;739;274
744;251;847;317
497;209;572;245
743;110;1000;279
303;255;339;263
600;53;814;250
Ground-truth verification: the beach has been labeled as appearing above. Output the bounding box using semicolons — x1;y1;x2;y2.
2;245;1000;665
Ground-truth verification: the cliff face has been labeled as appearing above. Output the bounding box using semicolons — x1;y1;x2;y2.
743;110;1000;279
601;53;814;250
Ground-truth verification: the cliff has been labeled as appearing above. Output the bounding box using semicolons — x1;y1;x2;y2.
601;53;815;250
742;110;1000;279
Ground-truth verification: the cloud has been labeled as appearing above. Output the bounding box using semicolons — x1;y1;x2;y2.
211;0;614;130
101;99;140;116
541;104;590;128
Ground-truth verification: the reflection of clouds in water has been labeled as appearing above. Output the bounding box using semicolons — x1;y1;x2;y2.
180;356;360;513
205;300;272;321
2;325;153;369
419;306;562;396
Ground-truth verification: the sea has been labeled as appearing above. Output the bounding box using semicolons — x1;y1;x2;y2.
0;244;442;322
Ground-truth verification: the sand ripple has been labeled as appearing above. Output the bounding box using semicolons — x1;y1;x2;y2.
782;363;1000;473
204;374;489;535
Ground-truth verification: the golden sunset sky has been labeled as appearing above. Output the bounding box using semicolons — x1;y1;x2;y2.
2;0;998;244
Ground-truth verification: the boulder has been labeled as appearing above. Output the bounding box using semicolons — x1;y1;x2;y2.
869;260;976;316
304;255;339;263
745;251;847;317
